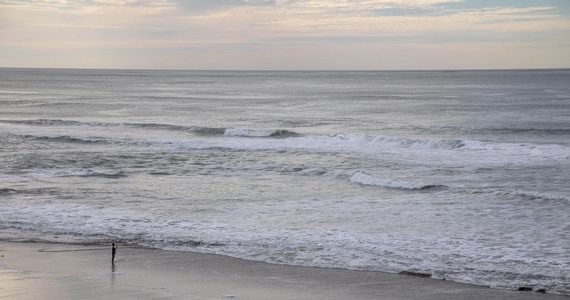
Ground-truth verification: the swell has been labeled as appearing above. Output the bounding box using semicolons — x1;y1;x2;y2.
350;171;445;190
224;127;300;138
5;120;569;160
275;167;444;191
124;123;227;136
0;188;19;195
0;119;298;138
481;127;570;136
493;189;569;203
5;119;569;138
18;134;109;145
368;135;464;150
0;168;126;183
324;134;465;150
0;119;97;127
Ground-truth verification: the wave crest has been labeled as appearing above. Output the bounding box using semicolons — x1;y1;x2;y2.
224;128;299;138
0;119;97;127
371;136;464;149
329;134;464;150
350;172;442;190
21;134;107;144
2;119;299;138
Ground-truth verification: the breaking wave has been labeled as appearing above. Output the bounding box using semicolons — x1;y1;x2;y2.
224;128;300;138
4;120;568;165
350;172;443;190
323;134;465;150
335;135;464;150
371;136;464;149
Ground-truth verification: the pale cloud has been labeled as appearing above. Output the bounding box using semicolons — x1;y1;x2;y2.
28;23;172;30
178;3;568;40
1;0;169;7
2;0;567;40
272;0;461;9
0;0;568;69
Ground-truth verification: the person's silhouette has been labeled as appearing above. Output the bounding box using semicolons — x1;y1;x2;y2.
112;243;117;263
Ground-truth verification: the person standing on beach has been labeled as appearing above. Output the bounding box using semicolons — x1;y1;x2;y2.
112;243;117;263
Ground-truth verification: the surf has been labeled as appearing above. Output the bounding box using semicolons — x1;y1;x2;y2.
350;171;443;190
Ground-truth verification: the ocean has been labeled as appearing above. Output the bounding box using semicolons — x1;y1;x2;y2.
1;68;569;294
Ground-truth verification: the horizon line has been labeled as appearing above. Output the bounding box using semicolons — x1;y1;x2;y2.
2;66;570;72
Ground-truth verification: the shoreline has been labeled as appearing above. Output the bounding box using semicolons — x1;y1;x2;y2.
1;241;567;299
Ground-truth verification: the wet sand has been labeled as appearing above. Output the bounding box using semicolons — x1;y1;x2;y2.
0;241;566;300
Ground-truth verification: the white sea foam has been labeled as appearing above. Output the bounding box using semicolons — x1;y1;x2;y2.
1;198;568;295
167;134;568;168
367;135;463;149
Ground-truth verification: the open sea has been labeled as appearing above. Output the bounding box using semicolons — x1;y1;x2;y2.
1;68;569;294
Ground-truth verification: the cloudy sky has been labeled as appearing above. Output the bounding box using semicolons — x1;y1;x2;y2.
1;0;569;70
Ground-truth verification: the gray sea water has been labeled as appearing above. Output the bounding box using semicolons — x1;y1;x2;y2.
1;68;569;294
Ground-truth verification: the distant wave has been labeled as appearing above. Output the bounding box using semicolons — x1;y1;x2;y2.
190;126;227;136
331;134;464;150
0;188;18;195
5;119;569;138
122;123;226;136
5;120;569;163
0;169;123;183
494;189;569;203
0;118;215;134
1;119;299;138
44;168;126;179
224;128;300;138
124;124;301;138
124;122;195;132
350;172;443;190
20;134;108;145
369;136;464;149
76;169;126;179
482;127;570;136
0;119;101;127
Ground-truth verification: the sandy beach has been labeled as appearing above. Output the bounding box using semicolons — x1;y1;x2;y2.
0;241;566;300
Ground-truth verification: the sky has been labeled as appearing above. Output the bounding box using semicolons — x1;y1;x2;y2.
1;0;569;70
